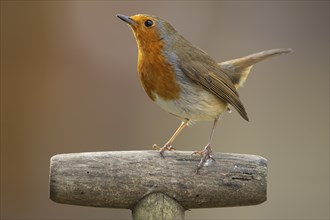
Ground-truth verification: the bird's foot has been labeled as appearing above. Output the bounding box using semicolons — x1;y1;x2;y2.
158;143;176;158
192;144;215;173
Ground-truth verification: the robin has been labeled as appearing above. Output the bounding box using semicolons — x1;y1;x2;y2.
117;14;291;171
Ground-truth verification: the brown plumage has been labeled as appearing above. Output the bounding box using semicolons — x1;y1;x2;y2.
173;37;249;121
117;13;292;171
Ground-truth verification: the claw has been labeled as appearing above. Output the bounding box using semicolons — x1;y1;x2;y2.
152;144;160;150
159;144;176;158
191;150;204;156
192;144;215;173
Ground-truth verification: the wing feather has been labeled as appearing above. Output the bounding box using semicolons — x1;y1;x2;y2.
177;48;249;121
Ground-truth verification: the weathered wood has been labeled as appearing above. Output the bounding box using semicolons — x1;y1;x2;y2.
132;193;185;220
49;150;267;210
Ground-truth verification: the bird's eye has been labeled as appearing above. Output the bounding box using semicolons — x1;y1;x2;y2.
144;19;153;27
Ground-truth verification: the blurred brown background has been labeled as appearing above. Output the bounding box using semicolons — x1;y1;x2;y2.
1;1;329;219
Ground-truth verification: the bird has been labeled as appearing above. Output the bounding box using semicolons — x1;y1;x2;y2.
117;13;291;171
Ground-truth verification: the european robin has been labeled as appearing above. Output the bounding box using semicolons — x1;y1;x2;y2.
117;14;291;171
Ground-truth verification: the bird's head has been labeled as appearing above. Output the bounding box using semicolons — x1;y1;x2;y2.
117;14;177;50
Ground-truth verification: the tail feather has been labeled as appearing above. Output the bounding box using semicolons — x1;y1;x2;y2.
219;48;292;89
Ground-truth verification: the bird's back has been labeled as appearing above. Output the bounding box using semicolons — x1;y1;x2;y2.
168;35;249;121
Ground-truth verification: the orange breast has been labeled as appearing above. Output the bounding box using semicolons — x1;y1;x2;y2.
137;40;180;101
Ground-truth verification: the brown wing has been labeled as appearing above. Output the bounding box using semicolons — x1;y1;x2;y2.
177;44;249;121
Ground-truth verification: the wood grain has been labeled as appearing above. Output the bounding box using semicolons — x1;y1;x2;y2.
49;150;267;210
132;193;185;220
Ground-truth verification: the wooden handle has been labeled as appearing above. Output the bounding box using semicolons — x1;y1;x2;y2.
132;193;185;220
49;150;267;210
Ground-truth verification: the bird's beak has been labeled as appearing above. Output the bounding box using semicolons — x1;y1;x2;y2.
117;14;136;26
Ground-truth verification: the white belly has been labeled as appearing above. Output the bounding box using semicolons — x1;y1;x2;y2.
153;83;227;122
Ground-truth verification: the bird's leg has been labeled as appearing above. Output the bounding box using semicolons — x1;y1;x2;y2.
159;120;188;158
192;117;219;171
